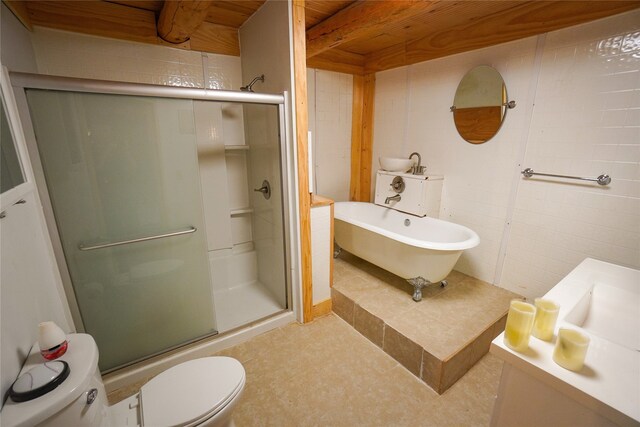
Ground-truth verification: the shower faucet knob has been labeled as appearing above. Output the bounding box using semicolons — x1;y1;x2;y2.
254;180;271;200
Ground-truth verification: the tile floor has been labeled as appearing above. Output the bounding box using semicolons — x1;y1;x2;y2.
331;252;520;393
108;313;505;426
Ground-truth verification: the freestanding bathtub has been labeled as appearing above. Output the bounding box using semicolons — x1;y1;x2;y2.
334;202;480;301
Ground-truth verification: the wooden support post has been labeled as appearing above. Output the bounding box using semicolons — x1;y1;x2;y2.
292;0;314;323
350;73;375;202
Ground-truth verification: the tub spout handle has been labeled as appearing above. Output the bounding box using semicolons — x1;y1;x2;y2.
385;194;401;204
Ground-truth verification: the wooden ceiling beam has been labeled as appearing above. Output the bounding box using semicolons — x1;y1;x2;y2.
364;1;640;73
157;0;212;44
307;48;365;75
306;0;436;58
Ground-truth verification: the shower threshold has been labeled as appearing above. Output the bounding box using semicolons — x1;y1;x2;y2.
214;280;284;333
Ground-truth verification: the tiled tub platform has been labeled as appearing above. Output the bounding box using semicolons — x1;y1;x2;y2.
332;252;519;394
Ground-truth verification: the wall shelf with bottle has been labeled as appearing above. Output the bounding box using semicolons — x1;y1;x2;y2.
230;207;253;216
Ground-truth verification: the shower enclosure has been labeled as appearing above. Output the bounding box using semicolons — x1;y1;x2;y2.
12;73;291;372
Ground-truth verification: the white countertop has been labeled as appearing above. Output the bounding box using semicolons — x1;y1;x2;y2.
491;258;640;426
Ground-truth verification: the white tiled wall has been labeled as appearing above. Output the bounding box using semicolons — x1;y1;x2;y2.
373;37;538;284
307;68;353;201
500;11;640;297
30;27;242;90
372;10;640;298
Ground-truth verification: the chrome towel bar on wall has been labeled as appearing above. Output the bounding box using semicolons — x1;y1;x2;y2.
521;168;611;186
78;226;197;251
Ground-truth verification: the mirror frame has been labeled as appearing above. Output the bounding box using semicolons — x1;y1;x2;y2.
450;65;515;144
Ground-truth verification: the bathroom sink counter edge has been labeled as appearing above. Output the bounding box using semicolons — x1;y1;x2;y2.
491;258;640;426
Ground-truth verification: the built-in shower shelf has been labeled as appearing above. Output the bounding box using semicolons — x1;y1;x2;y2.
224;145;250;151
230;208;253;216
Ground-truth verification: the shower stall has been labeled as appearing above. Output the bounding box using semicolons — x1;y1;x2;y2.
11;73;293;372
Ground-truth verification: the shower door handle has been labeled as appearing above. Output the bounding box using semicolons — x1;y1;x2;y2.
254;180;271;200
78;226;197;251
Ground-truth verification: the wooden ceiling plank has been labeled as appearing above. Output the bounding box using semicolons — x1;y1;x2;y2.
306;0;438;58
104;1;163;13
307;48;364;75
205;5;252;28
365;1;640;73
3;0;32;31
190;22;239;56
27;1;158;44
157;0;212;44
205;1;265;28
304;0;354;29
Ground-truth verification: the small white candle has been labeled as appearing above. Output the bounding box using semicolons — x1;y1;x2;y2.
532;298;559;341
553;328;590;371
504;300;536;352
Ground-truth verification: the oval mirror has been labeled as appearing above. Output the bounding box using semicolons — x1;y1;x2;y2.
451;65;513;144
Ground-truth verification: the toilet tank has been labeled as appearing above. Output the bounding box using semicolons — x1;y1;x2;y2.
1;334;109;427
374;170;443;217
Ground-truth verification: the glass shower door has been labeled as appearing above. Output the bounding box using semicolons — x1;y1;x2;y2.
26;90;216;371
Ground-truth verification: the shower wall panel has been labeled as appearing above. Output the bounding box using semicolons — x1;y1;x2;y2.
244;104;287;307
194;101;232;251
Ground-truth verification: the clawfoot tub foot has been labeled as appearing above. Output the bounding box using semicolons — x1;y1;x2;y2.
440;280;448;288
407;276;432;302
333;243;342;259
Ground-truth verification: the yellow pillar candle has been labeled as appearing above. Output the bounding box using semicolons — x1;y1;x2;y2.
532;298;559;341
504;300;536;352
553;328;590;371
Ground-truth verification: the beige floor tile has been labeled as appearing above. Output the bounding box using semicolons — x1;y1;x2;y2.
331;288;355;324
107;314;503;426
354;304;384;347
383;325;423;377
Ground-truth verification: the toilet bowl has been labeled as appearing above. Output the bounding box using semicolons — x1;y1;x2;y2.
1;334;245;427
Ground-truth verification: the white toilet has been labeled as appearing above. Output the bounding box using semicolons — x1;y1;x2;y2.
1;334;246;427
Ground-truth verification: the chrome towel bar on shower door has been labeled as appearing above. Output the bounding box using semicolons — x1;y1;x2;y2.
521;168;611;186
78;226;197;251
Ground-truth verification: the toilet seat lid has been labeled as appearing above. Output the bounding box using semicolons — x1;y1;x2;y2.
140;357;245;427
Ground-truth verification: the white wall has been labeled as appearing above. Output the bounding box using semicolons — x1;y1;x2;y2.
239;0;295;310
500;11;640;297
310;204;331;304
31;27;241;89
371;10;640;299
307;68;353;201
0;4;37;73
0;4;72;401
374;37;537;284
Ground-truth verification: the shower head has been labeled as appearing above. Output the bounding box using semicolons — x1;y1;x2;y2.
240;74;265;92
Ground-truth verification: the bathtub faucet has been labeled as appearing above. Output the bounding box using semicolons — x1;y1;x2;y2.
409;152;426;175
385;194;401;204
